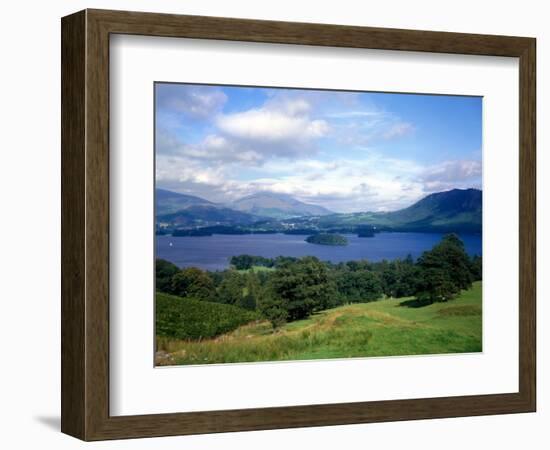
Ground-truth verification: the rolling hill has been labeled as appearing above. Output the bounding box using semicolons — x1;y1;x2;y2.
229;191;333;219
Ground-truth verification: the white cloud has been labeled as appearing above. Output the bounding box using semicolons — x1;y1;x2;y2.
156;150;429;211
157;133;264;164
156;85;227;119
156;152;481;212
325;110;384;119
421;160;481;182
329;112;414;147
215;95;329;147
156;155;225;187
383;122;415;139
217;109;328;142
419;160;482;193
224;156;427;212
158;95;331;165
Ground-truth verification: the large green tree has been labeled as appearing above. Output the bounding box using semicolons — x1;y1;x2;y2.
155;258;180;293
257;289;288;328
415;234;473;302
237;273;262;311
470;254;483;281
217;271;246;305
171;267;216;301
334;269;383;303
270;256;336;321
391;256;422;298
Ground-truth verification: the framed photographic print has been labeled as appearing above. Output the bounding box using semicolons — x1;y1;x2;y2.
61;9;536;440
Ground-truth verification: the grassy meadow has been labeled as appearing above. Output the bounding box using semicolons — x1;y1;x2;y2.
156;281;482;366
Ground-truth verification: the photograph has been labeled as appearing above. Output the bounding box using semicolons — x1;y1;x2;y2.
154;83;483;366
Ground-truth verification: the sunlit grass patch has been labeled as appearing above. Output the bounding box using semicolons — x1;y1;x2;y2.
437;305;482;317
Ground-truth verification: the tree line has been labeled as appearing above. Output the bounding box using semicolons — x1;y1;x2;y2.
156;234;482;328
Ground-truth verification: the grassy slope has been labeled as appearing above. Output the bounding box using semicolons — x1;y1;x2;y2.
159;282;482;366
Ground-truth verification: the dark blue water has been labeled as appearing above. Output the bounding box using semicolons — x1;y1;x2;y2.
156;232;482;271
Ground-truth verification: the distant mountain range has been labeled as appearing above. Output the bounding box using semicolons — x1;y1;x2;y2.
155;188;482;233
229;191;333;219
156;189;262;227
156;188;333;227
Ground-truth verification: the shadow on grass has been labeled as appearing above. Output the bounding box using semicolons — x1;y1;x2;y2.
398;298;434;308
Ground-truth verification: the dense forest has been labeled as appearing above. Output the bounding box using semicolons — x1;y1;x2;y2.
156;234;482;334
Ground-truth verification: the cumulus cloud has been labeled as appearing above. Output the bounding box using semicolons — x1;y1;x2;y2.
156;152;481;212
217;109;328;142
325;110;383;119
383;122;415;139
156;84;227;119
419;160;482;193
214;96;329;159
157;94;331;164
329;111;414;147
156;155;225;187
156;150;427;211
421;160;481;182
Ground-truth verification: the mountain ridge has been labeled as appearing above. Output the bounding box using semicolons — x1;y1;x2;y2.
229;191;333;219
155;188;482;233
155;188;214;216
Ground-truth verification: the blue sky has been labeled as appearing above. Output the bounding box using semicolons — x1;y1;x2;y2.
155;83;482;212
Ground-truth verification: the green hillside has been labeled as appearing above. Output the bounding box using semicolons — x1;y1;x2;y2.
380;188;482;231
314;188;482;233
157;282;482;365
156;292;259;340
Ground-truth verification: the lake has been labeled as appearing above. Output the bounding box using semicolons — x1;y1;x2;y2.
156;232;482;271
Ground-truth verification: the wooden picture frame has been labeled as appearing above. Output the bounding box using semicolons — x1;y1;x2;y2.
61;9;536;441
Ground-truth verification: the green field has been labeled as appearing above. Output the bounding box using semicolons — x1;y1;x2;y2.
156;281;482;366
236;265;275;274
